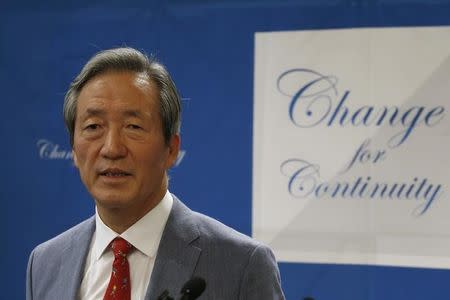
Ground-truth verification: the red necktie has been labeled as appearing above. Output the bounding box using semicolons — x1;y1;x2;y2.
104;237;134;300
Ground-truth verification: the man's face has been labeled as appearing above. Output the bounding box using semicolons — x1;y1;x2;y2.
72;71;179;215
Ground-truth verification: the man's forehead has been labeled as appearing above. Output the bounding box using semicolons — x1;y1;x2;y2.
76;96;155;121
76;71;158;116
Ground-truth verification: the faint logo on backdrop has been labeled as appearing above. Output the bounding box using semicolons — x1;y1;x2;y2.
37;139;73;160
36;139;186;166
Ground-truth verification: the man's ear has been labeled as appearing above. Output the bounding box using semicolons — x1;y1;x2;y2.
72;149;79;168
166;134;180;169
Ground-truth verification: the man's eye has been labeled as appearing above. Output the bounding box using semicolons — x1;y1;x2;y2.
85;124;100;130
128;124;142;130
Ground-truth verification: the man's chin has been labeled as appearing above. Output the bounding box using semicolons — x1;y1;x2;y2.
94;195;133;210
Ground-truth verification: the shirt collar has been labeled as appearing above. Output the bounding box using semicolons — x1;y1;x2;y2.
92;190;173;260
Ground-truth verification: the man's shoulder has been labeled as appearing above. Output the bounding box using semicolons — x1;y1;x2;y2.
172;198;285;299
192;211;258;245
27;217;96;300
32;216;95;255
179;204;267;258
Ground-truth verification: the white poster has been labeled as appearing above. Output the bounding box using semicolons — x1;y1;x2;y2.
253;27;450;269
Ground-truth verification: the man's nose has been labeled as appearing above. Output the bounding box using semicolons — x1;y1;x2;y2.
100;129;127;159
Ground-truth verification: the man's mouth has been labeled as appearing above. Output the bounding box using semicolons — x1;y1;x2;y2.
100;169;132;177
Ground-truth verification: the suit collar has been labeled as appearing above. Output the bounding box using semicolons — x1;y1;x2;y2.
146;195;202;299
60;216;95;299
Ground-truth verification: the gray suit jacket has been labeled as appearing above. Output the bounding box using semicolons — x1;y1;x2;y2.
27;196;285;299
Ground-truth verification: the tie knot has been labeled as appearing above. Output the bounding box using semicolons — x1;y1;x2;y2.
110;237;133;258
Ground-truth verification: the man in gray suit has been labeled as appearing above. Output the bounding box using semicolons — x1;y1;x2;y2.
26;47;285;300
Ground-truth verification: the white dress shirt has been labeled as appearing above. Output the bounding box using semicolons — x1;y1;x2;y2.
79;191;173;300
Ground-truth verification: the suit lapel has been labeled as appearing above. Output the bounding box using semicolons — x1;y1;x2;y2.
59;217;95;299
146;197;201;299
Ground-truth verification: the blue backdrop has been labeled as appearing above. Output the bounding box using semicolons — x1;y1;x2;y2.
2;0;450;299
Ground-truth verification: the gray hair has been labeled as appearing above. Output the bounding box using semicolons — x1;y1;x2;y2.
63;47;181;146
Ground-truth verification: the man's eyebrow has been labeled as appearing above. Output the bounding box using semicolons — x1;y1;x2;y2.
123;110;146;118
79;108;149;119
